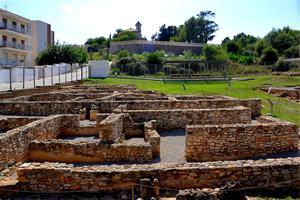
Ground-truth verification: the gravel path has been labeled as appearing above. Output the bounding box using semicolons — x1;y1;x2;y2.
159;129;186;163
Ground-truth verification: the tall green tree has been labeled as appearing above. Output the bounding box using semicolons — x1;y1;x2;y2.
151;24;178;41
265;26;300;56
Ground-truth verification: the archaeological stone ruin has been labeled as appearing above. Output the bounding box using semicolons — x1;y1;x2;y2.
0;84;299;198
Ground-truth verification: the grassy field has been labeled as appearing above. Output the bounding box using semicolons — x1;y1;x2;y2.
85;75;300;126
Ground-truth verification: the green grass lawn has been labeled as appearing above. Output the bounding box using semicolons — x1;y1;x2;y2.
85;75;300;126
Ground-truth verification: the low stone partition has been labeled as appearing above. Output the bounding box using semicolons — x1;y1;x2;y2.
29;140;152;163
124;106;251;130
99;113;124;143
185;116;299;162
17;157;300;192
144;120;160;157
0;116;40;133
0;115;79;171
98;98;261;118
0;94;261;118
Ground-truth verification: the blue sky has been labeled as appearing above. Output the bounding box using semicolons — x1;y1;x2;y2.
1;0;299;44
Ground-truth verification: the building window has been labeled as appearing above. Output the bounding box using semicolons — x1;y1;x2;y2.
12;38;16;48
12;21;17;31
2;18;7;28
21;24;25;33
21;40;25;50
2;35;7;46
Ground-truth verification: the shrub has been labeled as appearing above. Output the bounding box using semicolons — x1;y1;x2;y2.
146;51;165;64
225;40;242;54
203;44;228;60
127;62;146;75
117;50;130;59
260;47;278;65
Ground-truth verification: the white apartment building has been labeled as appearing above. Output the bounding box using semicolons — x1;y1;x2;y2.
0;9;54;67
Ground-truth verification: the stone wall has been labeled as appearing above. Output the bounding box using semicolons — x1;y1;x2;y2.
0;115;79;171
185;116;299;162
29;140;153;163
98;98;261;118
99;113;124;143
0;96;261;118
124;106;251;129
144;120;160;157
110;40;203;55
0;116;60;170
0;117;40;133
17;158;300;192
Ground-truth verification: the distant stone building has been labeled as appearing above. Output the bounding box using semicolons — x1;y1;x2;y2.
110;21;203;55
110;40;203;55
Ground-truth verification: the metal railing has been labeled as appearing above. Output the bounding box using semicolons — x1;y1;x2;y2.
0;64;89;91
0;40;32;51
0;22;32;35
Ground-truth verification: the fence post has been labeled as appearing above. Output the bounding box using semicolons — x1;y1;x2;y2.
9;67;12;91
22;66;25;89
86;65;88;78
33;67;36;88
81;65;83;80
58;65;61;83
43;66;45;86
51;66;53;85
71;65;73;81
76;65;78;80
65;65;67;82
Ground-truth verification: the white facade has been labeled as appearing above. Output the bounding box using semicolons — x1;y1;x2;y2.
0;9;54;67
0;9;33;66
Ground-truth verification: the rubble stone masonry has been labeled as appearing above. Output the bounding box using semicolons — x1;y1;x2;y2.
29;140;153;163
17;158;300;192
185;116;300;162
124;106;251;129
0;115;79;171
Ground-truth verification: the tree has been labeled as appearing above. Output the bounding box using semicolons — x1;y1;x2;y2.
225;40;242;54
265;27;300;56
152;24;178;41
85;37;107;52
260;47;278;65
112;29;137;41
202;44;227;60
170;11;218;43
36;43;88;65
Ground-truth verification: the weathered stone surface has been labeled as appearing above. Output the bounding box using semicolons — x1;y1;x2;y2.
185;116;299;161
16;157;300;192
29;140;153;163
124;106;251;129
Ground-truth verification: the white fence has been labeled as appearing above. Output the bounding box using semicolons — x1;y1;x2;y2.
0;63;89;91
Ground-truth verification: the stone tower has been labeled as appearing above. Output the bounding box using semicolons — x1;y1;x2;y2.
135;21;142;40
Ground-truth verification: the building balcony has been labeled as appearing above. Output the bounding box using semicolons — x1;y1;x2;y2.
0;58;32;67
0;40;32;51
0;22;32;36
